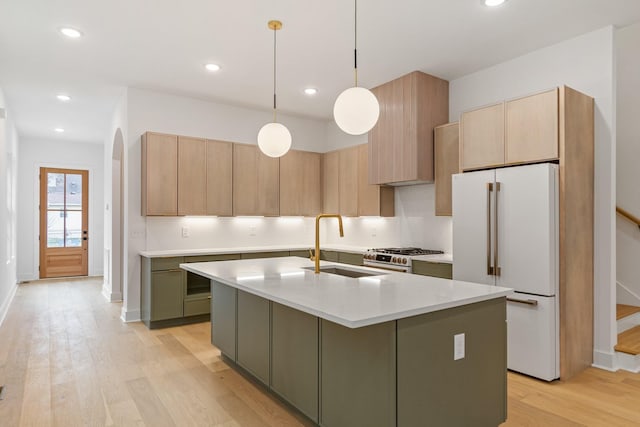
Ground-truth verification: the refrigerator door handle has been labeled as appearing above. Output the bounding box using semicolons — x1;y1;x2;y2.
507;297;539;306
494;182;502;276
487;182;494;275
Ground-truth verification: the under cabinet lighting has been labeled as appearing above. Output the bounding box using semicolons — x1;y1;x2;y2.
56;94;71;102
483;0;507;6
59;27;83;38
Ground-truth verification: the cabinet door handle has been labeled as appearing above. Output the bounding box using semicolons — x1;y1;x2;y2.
487;183;493;275
494;182;501;276
507;297;538;306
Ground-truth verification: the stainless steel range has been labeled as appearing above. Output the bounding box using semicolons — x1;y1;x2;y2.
363;248;445;273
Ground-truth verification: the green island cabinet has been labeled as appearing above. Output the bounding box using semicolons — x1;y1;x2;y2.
211;279;507;426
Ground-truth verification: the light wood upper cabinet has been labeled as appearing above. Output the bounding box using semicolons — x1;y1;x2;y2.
368;71;449;185
460;88;561;171
142;132;178;216
434;123;459;216
206;140;233;216
280;150;321;216
506;88;559;164
178;136;207;215
323;144;394;217
233;144;279;216
338;146;359;217
322;150;340;214
460;103;505;171
357;144;394;217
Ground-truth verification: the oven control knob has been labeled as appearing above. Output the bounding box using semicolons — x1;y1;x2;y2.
391;257;396;263
402;258;408;264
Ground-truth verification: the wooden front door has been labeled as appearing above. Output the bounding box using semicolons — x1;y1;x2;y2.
39;168;89;278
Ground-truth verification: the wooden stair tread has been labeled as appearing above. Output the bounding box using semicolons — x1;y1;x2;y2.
616;304;640;320
615;325;640;355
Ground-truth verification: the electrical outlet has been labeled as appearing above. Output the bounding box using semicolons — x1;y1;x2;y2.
249;226;256;236
182;227;189;238
371;227;377;237
454;333;465;360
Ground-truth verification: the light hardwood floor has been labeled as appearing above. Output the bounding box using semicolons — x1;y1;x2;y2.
1;278;639;426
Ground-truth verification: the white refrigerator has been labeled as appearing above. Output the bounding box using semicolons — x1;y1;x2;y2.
452;163;559;381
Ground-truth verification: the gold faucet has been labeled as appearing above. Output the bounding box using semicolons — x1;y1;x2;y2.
314;214;344;273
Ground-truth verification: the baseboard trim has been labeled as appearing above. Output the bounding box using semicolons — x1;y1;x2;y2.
615;351;640;373
101;283;123;303
592;349;617;372
0;283;18;328
120;308;141;323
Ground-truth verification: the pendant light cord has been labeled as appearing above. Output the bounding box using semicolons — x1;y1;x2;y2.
273;25;278;122
354;0;358;87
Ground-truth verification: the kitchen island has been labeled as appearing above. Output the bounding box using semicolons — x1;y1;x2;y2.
181;256;512;427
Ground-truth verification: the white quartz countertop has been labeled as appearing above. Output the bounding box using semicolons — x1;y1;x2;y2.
180;256;511;328
411;253;453;264
139;244;370;258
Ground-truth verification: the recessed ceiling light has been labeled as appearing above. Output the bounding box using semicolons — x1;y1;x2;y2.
483;0;506;6
205;63;221;72
56;94;71;102
54;128;65;133
59;27;83;38
304;88;318;96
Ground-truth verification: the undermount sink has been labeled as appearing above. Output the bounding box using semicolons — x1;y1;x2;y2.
303;266;387;278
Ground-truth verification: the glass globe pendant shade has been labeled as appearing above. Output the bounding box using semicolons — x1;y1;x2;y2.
257;122;292;158
333;86;380;135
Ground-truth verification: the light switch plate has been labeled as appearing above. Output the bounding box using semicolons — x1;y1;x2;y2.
454;333;465;360
182;227;189;238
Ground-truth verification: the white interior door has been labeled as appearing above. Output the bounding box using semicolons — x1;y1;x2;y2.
495;163;558;296
452;169;496;285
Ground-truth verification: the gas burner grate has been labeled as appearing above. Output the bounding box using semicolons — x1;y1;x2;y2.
370;248;444;256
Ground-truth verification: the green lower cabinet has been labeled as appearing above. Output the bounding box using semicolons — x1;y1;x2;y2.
289;249;312;259
412;260;453;279
271;303;319;422
240;251;290;260
236;290;270;385
320;319;396;427
396;298;507;427
150;270;184;321
184;296;210;316
337;252;363;266
211;280;237;360
319;250;339;262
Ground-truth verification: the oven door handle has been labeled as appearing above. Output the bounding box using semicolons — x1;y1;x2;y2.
363;263;408;273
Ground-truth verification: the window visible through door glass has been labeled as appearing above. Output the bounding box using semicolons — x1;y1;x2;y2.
66;174;82;210
46;172;84;248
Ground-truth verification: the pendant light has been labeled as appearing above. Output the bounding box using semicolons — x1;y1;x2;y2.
333;0;380;136
257;20;292;158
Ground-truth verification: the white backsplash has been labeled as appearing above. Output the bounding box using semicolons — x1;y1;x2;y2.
144;184;452;253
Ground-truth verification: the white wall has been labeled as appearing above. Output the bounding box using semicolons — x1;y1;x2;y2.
449;26;617;370
103;90;127;305
615;22;640;306
0;88;19;326
17;138;104;282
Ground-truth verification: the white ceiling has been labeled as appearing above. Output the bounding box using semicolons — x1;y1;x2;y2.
1;0;640;144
